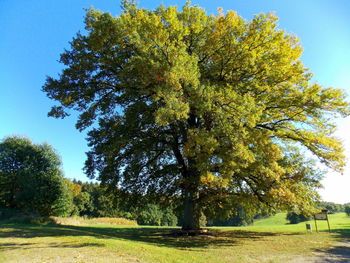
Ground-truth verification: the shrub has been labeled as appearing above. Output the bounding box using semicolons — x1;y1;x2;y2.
0;208;55;225
286;212;310;224
137;204;163;226
136;204;178;226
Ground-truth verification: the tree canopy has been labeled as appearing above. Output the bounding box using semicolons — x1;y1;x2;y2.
43;1;349;230
0;136;73;216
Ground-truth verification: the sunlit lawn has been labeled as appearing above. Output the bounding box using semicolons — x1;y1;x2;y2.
0;213;349;263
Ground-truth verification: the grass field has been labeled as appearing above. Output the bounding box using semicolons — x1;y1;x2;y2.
0;213;349;263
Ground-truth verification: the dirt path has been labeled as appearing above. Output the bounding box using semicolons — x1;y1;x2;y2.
291;240;350;263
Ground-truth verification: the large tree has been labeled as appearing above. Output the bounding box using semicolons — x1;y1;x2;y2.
0;136;73;216
43;2;349;229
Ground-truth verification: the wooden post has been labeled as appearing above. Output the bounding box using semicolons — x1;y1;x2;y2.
314;215;318;232
326;214;331;233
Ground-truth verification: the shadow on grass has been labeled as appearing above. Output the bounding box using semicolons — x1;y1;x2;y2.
0;241;104;251
314;242;350;262
308;226;350;262
332;226;350;239
0;223;302;250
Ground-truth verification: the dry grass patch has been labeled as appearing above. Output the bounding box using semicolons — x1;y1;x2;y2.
51;216;137;226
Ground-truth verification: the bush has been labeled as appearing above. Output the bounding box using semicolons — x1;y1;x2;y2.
0;208;55;225
286;212;310;224
0;208;25;220
137;204;163;226
136;204;178;226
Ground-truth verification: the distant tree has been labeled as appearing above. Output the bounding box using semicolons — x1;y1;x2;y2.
72;182;122;217
66;179;83;197
43;1;349;230
161;207;178;226
0;136;74;216
345;206;350;216
72;191;93;216
93;189;121;217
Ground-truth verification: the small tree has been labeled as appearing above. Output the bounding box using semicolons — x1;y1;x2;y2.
0;136;73;216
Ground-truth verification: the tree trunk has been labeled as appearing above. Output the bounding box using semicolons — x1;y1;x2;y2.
180;111;202;230
182;187;201;230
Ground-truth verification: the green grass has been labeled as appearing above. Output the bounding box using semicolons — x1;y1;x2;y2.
241;212;350;233
0;213;349;263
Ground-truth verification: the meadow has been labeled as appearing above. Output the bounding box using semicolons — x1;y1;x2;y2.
0;213;349;263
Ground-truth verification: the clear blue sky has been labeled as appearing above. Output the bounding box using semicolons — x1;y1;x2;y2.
1;0;350;203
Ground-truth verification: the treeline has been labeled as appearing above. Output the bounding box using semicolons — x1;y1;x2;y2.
317;201;350;214
66;182;350;226
64;180;178;226
64;180;265;227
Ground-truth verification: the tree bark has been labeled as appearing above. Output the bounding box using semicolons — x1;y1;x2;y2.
180;110;202;230
182;186;201;230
